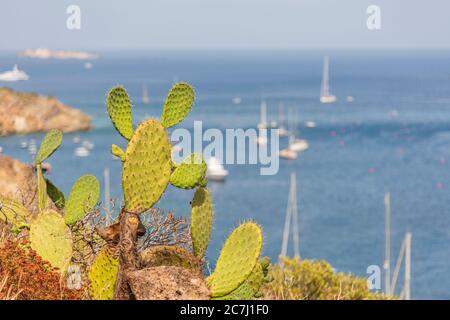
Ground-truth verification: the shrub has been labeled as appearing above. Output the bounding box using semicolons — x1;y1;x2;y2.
263;256;391;300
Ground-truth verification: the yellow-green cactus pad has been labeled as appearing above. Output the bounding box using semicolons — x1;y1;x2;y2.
64;175;100;226
123;119;172;213
208;222;263;297
140;245;202;271
170;153;206;189
45;179;65;209
37;164;47;213
29;210;73;271
190;187;213;257
0;196;30;227
106;86;134;140
111;144;126;161
88;248;119;300
161;82;195;128
35;129;63;164
215;262;264;300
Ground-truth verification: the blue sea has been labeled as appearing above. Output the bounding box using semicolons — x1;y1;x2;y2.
1;49;450;299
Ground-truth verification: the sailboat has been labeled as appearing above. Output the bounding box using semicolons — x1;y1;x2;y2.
279;135;298;160
320;56;337;104
257;100;268;129
288;108;309;153
142;85;150;104
0;65;29;82
277;103;289;137
280;172;300;259
206;157;229;182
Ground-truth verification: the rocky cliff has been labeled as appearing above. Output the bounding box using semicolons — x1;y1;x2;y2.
0;88;91;136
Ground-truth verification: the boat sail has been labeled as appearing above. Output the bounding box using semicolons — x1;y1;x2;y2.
257;100;268;129
288;108;309;153
280;172;300;259
142;85;150;104
277;103;289;137
320;56;337;104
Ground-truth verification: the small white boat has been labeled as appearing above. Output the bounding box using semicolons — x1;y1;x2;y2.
279;148;297;160
289;139;309;153
320;56;337;104
0;146;3;153
28;140;37;156
84;62;93;70
206;157;228;181
305;121;317;128
74;146;90;157
82;140;95;150
232;97;242;105
72;136;81;144
0;65;29;82
20;141;28;149
346;96;354;103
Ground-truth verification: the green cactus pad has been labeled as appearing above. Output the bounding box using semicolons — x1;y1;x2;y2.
45;179;65;209
190;187;213;258
29;210;73;271
208;222;263;297
0;196;30;227
140;245;202;271
161;82;195;128
123;119;172;213
111;144;126;161
36;164;47;213
88;248;119;300
106;86;134;140
170;153;206;189
35;129;63;164
64;175;100;226
215;262;265;300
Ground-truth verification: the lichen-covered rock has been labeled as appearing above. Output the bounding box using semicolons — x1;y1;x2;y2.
140;245;202;271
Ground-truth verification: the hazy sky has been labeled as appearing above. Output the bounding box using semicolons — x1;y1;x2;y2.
1;0;449;50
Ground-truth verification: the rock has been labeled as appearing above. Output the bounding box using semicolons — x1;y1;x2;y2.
0;155;38;213
126;266;211;300
0;88;91;136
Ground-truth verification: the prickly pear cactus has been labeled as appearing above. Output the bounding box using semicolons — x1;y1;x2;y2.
45;179;65;209
107;86;134;140
161;82;195;128
35;129;63;164
64;175;100;226
122;119;172;213
88;248;119;300
140;245;202;271
36;164;47;212
111;144;125;161
190;187;213;258
0;196;30;228
215;261;265;300
29;210;73;271
207;222;263;297
170;153;207;189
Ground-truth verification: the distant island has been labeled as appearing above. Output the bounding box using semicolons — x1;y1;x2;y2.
0;88;91;136
19;48;99;60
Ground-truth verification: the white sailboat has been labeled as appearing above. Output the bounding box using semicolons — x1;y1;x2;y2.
206;157;229;181
280;172;300;259
0;65;29;82
288;108;309;153
277;103;289;137
142;85;150;104
279;135;298;160
320;56;336;104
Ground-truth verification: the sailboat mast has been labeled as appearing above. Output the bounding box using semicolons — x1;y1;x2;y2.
384;192;392;296
291;172;300;258
321;56;330;97
260;100;267;127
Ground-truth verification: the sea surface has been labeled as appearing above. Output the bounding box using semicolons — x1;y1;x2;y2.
1;49;450;299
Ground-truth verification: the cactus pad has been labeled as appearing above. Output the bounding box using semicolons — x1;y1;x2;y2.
208;222;263;297
122;119;172;213
36;164;47;213
0;196;30;227
35;129;63;164
161;82;195;128
140;245;202;271
88;248;119;300
107;86;134;140
190;187;213;257
29;210;73;271
170;153;206;189
111;144;126;161
45;179;65;209
64;175;100;226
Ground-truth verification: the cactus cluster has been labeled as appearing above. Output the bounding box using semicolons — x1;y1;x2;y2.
86;82;267;300
0;130;101;274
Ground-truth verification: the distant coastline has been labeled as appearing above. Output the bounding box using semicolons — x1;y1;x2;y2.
18;48;99;60
0;88;91;136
